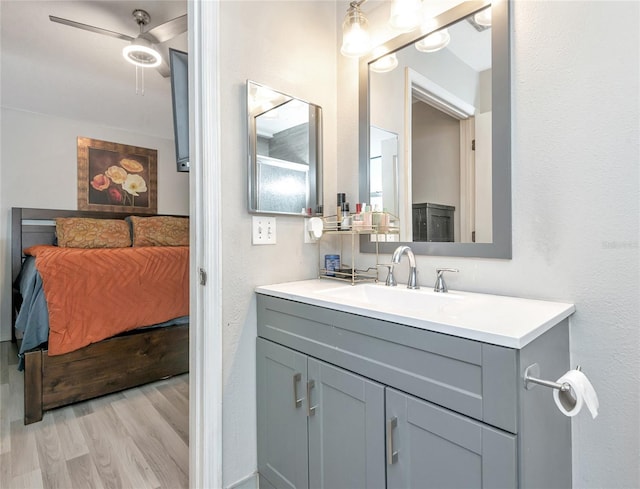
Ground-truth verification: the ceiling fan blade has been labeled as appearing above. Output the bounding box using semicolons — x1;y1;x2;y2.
49;15;134;42
152;45;171;78
155;59;171;78
143;14;187;44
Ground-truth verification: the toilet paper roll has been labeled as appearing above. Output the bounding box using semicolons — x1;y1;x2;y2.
553;370;599;419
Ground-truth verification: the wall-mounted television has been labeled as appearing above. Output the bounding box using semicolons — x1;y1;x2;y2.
169;48;189;172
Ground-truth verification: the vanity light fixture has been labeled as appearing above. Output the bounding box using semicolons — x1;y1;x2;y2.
415;28;451;53
340;0;371;58
370;48;399;73
389;0;423;32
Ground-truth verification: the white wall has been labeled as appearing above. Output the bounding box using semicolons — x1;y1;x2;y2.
218;1;337;486
347;1;639;487
508;4;638;485
411;102;460;240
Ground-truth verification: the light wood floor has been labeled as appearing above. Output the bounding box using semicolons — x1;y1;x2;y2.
0;341;189;489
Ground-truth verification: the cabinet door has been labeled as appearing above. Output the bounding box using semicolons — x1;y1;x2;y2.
386;388;517;489
257;339;309;489
308;358;385;489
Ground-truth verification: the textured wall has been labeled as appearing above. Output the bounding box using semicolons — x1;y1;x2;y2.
510;3;639;486
348;1;639;487
219;1;337;486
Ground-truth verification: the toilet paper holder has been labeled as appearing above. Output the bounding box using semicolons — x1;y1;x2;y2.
524;363;582;391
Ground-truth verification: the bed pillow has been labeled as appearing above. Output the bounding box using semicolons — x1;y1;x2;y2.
56;218;132;248
128;216;189;247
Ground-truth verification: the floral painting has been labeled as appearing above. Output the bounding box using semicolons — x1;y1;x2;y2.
77;137;157;214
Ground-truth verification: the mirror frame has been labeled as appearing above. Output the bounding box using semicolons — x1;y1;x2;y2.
359;0;511;258
247;80;324;217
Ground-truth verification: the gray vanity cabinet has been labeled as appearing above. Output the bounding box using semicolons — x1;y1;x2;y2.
386;388;516;489
257;339;308;489
257;294;571;489
257;338;386;489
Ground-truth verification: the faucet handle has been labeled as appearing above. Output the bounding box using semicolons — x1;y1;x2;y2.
376;264;397;287
434;268;458;293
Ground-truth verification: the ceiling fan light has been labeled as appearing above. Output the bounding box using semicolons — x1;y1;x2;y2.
122;38;162;68
415;28;451;53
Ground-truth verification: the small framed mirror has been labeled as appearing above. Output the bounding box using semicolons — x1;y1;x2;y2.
247;80;323;216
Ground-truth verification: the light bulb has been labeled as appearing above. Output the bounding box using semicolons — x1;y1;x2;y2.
122;38;162;68
389;0;423;32
370;54;398;73
415;28;450;53
370;48;398;73
474;7;492;27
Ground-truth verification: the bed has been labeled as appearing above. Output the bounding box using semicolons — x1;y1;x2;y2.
11;207;190;424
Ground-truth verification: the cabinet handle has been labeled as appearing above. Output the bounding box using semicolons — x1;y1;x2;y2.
306;380;316;417
387;416;398;464
293;372;302;408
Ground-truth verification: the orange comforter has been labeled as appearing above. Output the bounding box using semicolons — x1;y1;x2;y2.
25;245;189;356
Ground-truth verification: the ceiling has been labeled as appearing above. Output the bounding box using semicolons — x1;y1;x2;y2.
1;1;188;139
2;1;187;90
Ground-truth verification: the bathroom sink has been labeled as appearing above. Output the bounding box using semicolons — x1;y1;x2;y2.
317;282;464;315
255;279;576;349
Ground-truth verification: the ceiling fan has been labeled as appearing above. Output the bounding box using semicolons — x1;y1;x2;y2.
49;9;187;78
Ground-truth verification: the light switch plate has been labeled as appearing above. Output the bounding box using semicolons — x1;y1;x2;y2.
252;216;276;245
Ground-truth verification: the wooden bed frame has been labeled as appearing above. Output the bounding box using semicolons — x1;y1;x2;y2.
11;207;189;424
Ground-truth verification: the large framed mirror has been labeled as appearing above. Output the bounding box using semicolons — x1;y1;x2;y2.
359;0;511;257
248;80;323;216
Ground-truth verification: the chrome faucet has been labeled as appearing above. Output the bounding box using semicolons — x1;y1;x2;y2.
434;268;459;293
377;264;397;287
391;245;419;289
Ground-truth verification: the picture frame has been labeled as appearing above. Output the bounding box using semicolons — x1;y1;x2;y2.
77;137;157;214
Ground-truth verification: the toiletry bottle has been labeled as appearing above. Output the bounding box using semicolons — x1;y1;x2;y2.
372;205;382;229
336;193;345;230
342;202;351;230
380;208;390;233
363;205;372;227
325;254;340;277
352;203;363;229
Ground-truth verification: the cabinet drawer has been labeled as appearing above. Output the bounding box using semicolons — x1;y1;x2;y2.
257;295;518;433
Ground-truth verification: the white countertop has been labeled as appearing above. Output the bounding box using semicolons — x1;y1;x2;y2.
255;279;575;349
